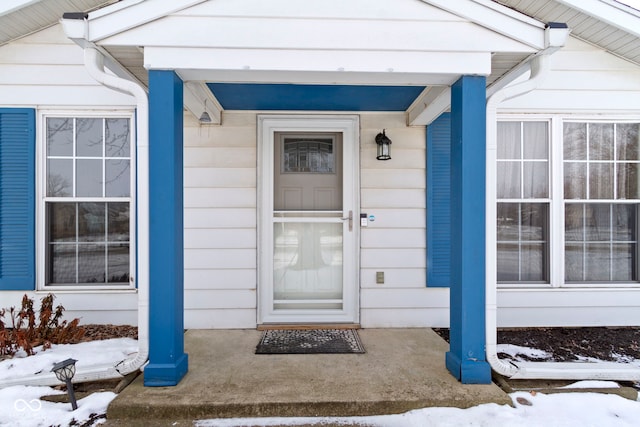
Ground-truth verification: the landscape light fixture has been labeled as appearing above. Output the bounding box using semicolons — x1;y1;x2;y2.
51;358;78;410
375;129;392;160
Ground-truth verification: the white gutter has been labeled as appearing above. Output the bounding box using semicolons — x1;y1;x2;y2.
0;27;149;388
486;23;640;381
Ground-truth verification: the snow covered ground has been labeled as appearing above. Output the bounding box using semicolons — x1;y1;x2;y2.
1;339;640;426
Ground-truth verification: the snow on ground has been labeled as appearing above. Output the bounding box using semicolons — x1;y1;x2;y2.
1;340;640;426
496;344;553;361
0;338;138;381
197;391;640;427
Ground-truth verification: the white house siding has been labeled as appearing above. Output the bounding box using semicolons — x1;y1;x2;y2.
496;36;640;327
183;112;258;329
359;113;449;328
0;24;135;107
180;111;447;329
0;24;138;325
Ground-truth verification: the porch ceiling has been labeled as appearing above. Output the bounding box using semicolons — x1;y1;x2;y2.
206;83;426;112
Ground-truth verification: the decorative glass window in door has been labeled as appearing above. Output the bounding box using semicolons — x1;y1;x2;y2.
282;138;334;173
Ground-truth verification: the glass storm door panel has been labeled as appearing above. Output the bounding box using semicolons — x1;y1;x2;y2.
273;133;344;311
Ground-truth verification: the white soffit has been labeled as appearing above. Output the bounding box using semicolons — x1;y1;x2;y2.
0;0;115;46
496;0;640;66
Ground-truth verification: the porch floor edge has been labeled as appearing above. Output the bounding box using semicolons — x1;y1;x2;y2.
106;329;511;423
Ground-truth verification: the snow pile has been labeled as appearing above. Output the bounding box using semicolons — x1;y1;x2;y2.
496;343;553;361
0;338;138;381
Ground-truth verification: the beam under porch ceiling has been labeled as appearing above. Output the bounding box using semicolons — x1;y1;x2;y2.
407;86;451;126
183;81;222;125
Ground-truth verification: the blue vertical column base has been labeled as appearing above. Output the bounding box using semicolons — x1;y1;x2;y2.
446;351;492;384
144;354;189;387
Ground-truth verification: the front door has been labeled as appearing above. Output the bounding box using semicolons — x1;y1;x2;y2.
258;115;360;324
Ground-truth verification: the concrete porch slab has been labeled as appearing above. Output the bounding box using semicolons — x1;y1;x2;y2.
106;328;511;424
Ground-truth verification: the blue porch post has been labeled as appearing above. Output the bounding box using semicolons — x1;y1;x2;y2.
445;75;492;384
144;70;188;386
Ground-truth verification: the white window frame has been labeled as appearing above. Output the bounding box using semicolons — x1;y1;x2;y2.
497;113;640;290
496;118;552;287
36;110;136;291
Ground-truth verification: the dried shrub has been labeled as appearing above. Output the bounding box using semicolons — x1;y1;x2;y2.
0;294;85;357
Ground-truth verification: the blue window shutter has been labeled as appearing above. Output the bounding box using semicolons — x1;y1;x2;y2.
0;108;35;290
426;113;451;287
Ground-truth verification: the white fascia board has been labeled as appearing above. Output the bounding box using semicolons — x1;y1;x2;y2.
423;0;546;50
178;69;460;86
556;0;640;38
86;0;206;42
144;47;492;78
407;86;451;126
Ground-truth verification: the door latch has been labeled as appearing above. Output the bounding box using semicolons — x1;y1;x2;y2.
341;210;353;231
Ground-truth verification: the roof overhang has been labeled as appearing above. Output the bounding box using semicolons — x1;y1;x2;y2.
61;0;559;123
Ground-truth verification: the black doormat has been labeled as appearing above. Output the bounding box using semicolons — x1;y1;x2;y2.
255;329;365;354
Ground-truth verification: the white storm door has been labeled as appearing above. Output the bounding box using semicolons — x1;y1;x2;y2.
258;115;360;324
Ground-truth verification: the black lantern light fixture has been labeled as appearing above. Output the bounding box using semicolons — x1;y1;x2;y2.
375;129;392;160
51;358;78;410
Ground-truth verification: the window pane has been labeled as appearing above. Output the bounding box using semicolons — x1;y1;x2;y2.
521;203;547;241
49;244;76;283
78;203;105;242
565;204;584;241
497;162;520;198
76;159;103;197
497;243;519;282
108;203;129;242
48;203;76;242
613;204;635;241
616;123;640;161
497;203;519;241
78;244;106;283
108;244;129;283
589;163;614;199
76;118;103;157
44;115;131;288
564;122;587;160
564;162;587;199
585;243;611;281
47;159;73;197
584;204;610;241
523;122;548;159
523;162;548;198
588;123;614;160
497;122;521;159
565;243;584;281
565;203;638;283
617;163;639;199
47;118;73;156
521;243;546;281
497;203;549;283
106;159;130;197
105;118;130;157
612;244;635;281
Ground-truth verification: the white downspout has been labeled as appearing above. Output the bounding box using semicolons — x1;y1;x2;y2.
486;24;640;380
486;53;549;378
0;45;149;388
82;46;150;378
